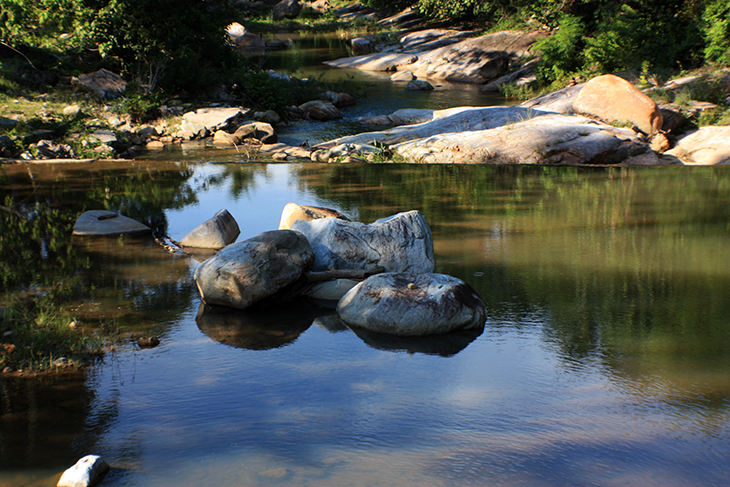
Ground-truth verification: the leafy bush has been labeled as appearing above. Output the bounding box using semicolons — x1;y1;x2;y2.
703;0;730;65
534;14;585;84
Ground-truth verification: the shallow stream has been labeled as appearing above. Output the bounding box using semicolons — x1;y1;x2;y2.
1;36;730;487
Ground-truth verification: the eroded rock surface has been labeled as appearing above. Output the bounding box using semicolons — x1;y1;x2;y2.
290;210;434;273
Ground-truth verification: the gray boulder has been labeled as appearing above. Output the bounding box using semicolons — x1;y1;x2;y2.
273;0;302;19
193;230;314;310
180;209;240;249
234;122;277;144
337;272;486;336
405;79;434;91
299;100;342;121
57;455;110;487
72;210;150;236
290;210;434;273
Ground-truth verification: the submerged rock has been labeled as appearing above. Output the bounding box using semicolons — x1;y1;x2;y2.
290;210;434;273
57;455;110;487
337;272;486;336
193;230;314;310
72;210;150;236
180;209;240;249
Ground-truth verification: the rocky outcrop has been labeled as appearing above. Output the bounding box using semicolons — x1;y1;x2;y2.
320;106;655;165
227;22;266;48
337;272;485;336
572;74;663;135
666;126;730;165
57;455;110;487
327;30;543;84
180;209;240;249
193;230;314;310
72;210;150;236
278;202;350;230
290;210;434;273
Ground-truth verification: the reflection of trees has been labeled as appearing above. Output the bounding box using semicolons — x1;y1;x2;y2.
195;163;267;200
294;163;730;409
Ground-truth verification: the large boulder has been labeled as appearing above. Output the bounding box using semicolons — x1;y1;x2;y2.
180;209;240;249
337;272;486;336
72;210;150;236
290;210;434;273
193;230;314;310
299;100;342;121
572;74;663;135
234;122;277;144
278;202;350;230
665;126;730;165
273;0;302;19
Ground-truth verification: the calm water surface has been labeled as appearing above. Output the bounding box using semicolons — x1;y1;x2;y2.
1;162;729;487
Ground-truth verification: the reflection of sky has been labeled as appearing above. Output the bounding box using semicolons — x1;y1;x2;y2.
84;305;730;487
164;164;342;243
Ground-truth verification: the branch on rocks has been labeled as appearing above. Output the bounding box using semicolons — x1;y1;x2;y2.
305;266;385;283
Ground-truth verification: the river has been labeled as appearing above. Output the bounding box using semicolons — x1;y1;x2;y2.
1;35;730;487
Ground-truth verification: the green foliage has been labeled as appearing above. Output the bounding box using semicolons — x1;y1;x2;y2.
534;14;585;84
703;0;730;65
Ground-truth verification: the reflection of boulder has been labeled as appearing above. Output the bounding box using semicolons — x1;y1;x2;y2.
196;302;328;350
349;325;483;357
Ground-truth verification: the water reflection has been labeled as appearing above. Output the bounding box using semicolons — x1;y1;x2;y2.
196;301;325;350
2;162;730;486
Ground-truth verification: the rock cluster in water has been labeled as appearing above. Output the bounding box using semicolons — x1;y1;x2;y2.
190;202;486;337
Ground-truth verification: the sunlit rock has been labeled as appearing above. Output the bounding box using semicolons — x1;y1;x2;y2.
193;230;314;310
234;122;277;144
181;107;251;136
57;455;110;487
180;209;240;249
337;272;485;336
290;210;434;273
72;210;150;236
573;74;663;135
278;202;350;230
666;126;730;165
